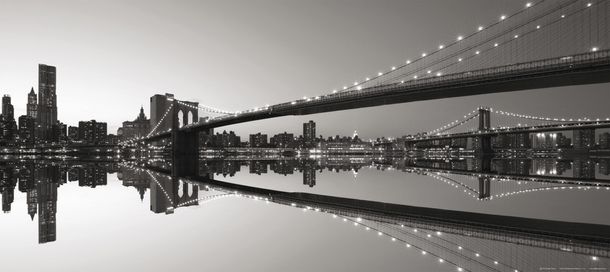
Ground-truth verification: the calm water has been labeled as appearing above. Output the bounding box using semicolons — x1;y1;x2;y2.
1;157;609;271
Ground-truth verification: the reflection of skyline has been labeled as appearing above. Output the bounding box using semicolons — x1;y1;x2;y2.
1;157;609;245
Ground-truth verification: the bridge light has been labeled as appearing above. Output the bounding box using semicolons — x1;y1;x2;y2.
500;15;507;20
494;261;499;265
561;14;565;18
526;2;532;8
413;75;418;79
592;256;599;261
438;45;444;49
477;26;484;31
475;51;480;55
365;77;370;81
587;2;592;7
406;60;411;64
436;72;442;77
514;34;519;39
427;70;432;74
391;66;396;70
457;35;463;41
378;72;383;76
494;43;499;47
343;86;348;90
421;53;427;57
591;47;599;52
458;58;463;62
332;90;337;93
353;82;358;85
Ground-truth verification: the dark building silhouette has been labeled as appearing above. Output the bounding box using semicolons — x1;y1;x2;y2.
119;106;150;140
27;87;37;118
67;126;78;141
78;120;107;144
37;180;57;243
37;64;58;141
599;132;610;149
573;129;595;149
18;115;36;144
1;95;17;144
249;133;267;148
270;132;294;148
303;120;316;147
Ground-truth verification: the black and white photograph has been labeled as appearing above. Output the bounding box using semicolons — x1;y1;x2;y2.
0;0;609;271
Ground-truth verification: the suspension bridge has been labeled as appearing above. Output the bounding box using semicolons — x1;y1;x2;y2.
118;0;610;175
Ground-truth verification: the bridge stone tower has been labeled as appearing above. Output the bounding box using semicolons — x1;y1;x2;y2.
476;107;493;155
150;93;199;133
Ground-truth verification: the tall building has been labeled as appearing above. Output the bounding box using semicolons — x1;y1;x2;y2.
18;115;36;144
1;95;17;143
119;106;150;140
249;133;268;148
270;132;294;148
2;95;14;120
67;126;79;141
78;120;107;144
27;87;37;118
573;129;595;149
303;120;316;147
37;64;58;140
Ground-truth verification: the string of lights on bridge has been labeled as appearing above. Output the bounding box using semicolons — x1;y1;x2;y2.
334;0;550;94
391;0;604;87
125;163;605;267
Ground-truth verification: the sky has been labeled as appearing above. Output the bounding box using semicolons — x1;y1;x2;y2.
0;0;608;138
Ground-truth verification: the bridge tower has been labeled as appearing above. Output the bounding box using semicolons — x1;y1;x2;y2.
170;99;200;177
475;107;493;155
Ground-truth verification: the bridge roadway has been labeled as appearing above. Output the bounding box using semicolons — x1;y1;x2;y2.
143;165;610;257
405;120;610;142
142;50;610;143
177;50;610;133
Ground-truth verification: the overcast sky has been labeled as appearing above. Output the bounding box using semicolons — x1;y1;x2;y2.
0;0;608;138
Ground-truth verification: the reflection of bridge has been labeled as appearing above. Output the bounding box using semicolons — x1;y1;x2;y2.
118;1;610;177
136;164;610;272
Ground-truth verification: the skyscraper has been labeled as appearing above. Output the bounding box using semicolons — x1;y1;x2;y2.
27;87;37;118
2;95;14;120
303;120;316;147
37;64;57;140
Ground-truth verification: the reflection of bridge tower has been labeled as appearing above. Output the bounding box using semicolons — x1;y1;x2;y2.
150;175;199;214
478;177;491;199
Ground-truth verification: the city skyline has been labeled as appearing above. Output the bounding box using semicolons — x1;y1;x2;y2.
1;0;609;138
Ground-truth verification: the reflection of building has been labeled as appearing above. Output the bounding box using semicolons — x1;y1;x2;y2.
249;161;268;175
572;159;595;179
78;166;107;188
302;160;316;187
37;180;57;243
119;106;150;140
